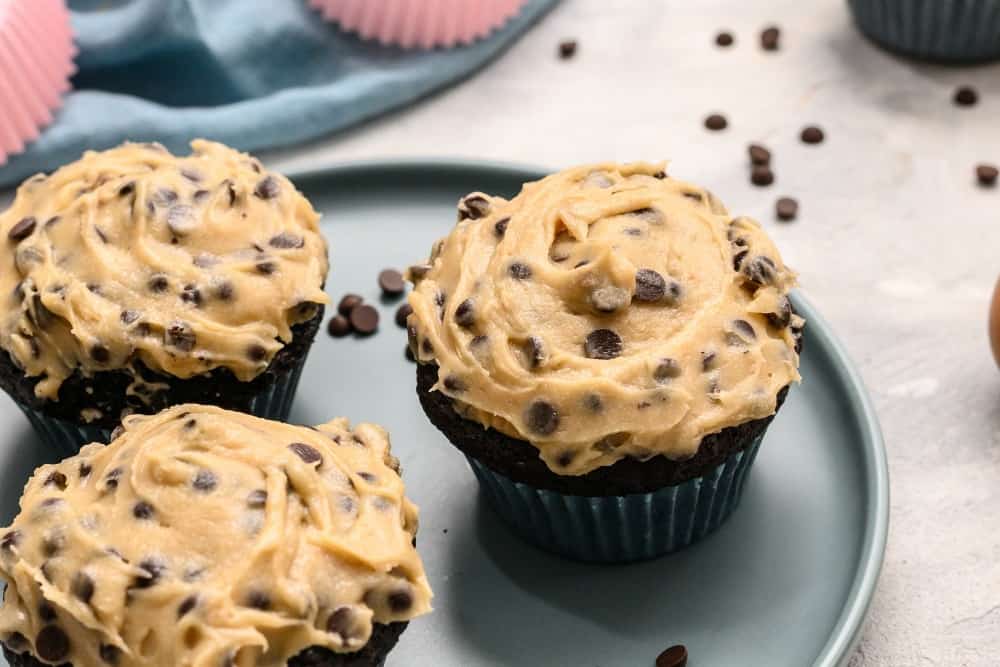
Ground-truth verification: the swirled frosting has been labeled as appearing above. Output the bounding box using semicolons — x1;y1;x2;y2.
0;404;432;666
407;162;803;475
0;140;329;401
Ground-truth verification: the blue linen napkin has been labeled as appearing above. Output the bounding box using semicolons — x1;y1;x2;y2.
0;0;556;188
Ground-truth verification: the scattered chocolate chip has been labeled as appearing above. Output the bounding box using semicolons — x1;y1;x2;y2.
751;165;774;186
653;170;666;179
166;322;196;351
338;294;363;316
177;595;198;618
215;282;235;301
800;125;825;144
558;39;578;59
663;281;683;306
634;269;667;302
118;182;135;198
458;194;491;220
255;260;276;275
99;644;120;664
388;589;413;613
35;626;70;662
508;262;532;280
350;304;379;335
90;344;111;364
630;207;664;225
715;31;734;47
120;309;140;325
733;249;749;270
494;217;510;237
247;489;268;508
556;451;575;467
704;113;728;131
443;376;467;392
395;303;413;328
766;296;793;328
954;86;978;107
254;176;280;199
246;590;270;610
79;463;92;478
180;284;202;306
454;299;476;328
38;603;56;621
760;25;780;50
133;501;155;520
656;644;688;667
976;164;998;187
421;338;434;356
288;442;323;465
623;226;643;237
654;358;683;382
1;530;22;552
378;269;406;296
327;315;351;337
148;274;169;293
192;470;217;492
525;400;560;435
729;319;757;344
585;329;623;360
71;571;95;603
104;467;123;491
590;285;630;314
134;558;165;589
743;255;777;287
44;471;67;490
583;393;603;412
94;226;109;243
776;197;799;221
748;144;771;166
269;232;304;249
8;217;36;241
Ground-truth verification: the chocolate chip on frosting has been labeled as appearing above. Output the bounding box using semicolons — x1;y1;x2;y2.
585;329;623;360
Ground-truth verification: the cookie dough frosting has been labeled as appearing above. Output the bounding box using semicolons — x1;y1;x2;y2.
0;405;432;667
407;162;803;475
0;140;329;401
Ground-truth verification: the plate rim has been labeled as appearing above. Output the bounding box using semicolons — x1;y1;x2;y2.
286;158;890;667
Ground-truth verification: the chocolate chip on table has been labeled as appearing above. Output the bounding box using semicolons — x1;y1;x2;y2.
378;269;406;296
634;269;667;302
71;572;95;603
99;644;120;664
494;217;510;237
751;165;774;186
192;470;217;492
269;232;304;249
704;113;728;131
760;25;780;50
748;144;771;166
953;86;978;107
133;501;155;520
254;176;280;199
715;31;734;47
458;194;491;220
288;442;323;465
656;644;688;667
395;303;413;328
35;626;70;662
454;299;475;328
585;329;623;360
976;164;998;187
8;217;37;242
350;304;379;335
776;196;799;221
327;315;351;338
558;39;578;59
338;294;363;316
800;125;825;144
508;262;532;280
654;358;682;382
525;400;560;435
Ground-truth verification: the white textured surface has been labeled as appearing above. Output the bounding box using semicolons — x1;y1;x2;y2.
261;1;1000;664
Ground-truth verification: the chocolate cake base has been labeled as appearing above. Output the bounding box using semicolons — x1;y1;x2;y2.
2;621;407;667
0;307;323;432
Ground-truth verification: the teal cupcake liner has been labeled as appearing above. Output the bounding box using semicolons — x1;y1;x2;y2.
848;0;1000;62
466;431;766;563
15;355;309;457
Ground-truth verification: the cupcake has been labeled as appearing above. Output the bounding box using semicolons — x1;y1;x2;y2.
406;162;804;562
0;404;432;667
847;0;1000;62
0;141;329;454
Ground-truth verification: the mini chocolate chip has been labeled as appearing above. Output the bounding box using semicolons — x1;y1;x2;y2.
193;470;217;492
454;299;475;328
184;418;197;430
167;322;197;351
148;274;169;293
8;217;36;241
94;226;109;243
591;286;629;313
635;269;667;302
800;126;824;144
585;329;623;360
254;176;280;199
954;86;978;107
508;262;532;280
704;114;728;131
556;451;575;467
247;344;267;362
458;194;490;220
715;31;734;47
255;260;277;275
120;309;140;325
776;197;799;221
751;165;774;186
1;530;22;552
623;227;643;236
327;315;351;337
99;644;120;664
558;39;578;58
976;164;998;187
178;595;198;617
118;182;135;197
729;319;757;344
526;336;545;368
656;644;689;667
247;490;267;508
289;442;323;465
743;256;777;287
655;358;682;382
583;393;603;412
104;467;123;491
652;170;666;179
421;338;434;355
180;168;202;182
36;626;70;662
86;282;103;295
180;284;202;306
193;189;210;204
134;558;165;588
526;400;559;435
226;181;239;206
154;188;178;206
39;602;56;621
733;248;749;270
748;144;771;166
388;590;413;613
79;462;92;478
630;207;664;225
44;471;67;490
494;217;510;237
90;344;111;363
72;571;95;603
766;297;793;329
405;344;416;362
269;232;304;249
350;305;379;335
702;351;718;371
378;269;406;296
408;263;432;281
246;590;270;610
443;376;467;392
5;632;26;650
215;281;235;300
760;25;780;50
133;501;155;520
395;303;413;328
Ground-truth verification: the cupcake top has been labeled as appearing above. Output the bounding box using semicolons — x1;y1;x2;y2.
407;162;803;475
0;140;329;401
0;404;432;667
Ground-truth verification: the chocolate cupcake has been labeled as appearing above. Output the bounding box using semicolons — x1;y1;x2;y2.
0;404;432;667
0;141;329;454
407;163;804;562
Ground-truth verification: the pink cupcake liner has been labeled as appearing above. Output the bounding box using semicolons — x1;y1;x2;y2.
308;0;530;50
0;0;76;166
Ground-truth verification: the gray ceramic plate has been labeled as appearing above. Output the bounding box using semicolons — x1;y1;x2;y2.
0;161;888;667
